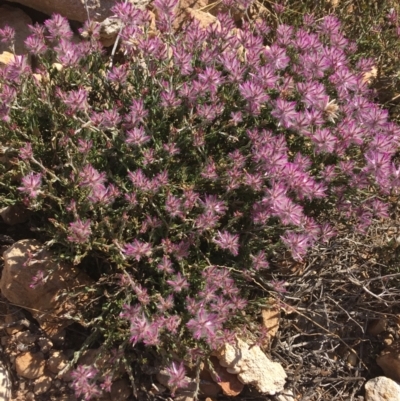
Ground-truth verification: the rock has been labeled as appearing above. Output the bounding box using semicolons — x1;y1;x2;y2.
47;351;68;374
261;302;281;343
0;5;32;55
6;0;150;23
186;8;217;28
4;310;26;335
0;362;12;400
208;356;243;396
365;376;400;401
0;204;31;225
377;340;400;382
0;239;94;337
99;18;123;47
33;374;52;395
37;337;53;353
14;331;38;345
15;352;45;379
215;337;286;395
0;51;14;66
367;318;387;336
111;378;131;400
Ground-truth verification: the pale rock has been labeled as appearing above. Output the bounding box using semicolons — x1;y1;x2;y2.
37;337;53;353
6;0;150;22
208;355;243;396
0;239;94;338
33;374;52;395
0;51;14;66
15;352;45;379
365;376;400;401
0;6;32;55
47;351;70;382
186;8;217;28
377;340;400;382
99;18;123;47
25;391;35;401
215;337;286;395
261;302;281;343
0;204;30;225
111;378;131;400
0;362;12;400
14;331;38;345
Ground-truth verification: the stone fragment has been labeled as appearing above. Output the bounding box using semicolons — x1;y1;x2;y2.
208;356;243;396
186;8;217;27
367;318;387;336
0;6;32;55
37;337;53;353
0;51;14;66
377;340;400;382
33;374;52;395
0;362;12;400
261;302;281;342
111;378;131;400
215;337;286;395
15;352;45;379
99;18;123;47
0;204;30;225
14;331;38;345
365;376;400;401
0;239;94;337
47;350;68;373
6;0;150;23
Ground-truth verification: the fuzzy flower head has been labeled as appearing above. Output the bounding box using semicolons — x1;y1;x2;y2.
165;362;188;396
19;142;33;160
0;26;15;45
213;231;240;256
18;172;42;199
67;219;92;244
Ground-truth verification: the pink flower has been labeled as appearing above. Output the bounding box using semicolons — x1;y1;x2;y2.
19;142;33;160
125;126;151;146
67;219;92;244
167;272;189;293
18;172;42;199
165;362;188;395
280;231;311;261
0;26;15;44
187;309;221;342
29;270;45;289
44;13;73;41
213;231;240;256
123;239;152;261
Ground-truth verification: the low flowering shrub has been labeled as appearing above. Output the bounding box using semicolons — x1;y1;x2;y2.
0;0;399;398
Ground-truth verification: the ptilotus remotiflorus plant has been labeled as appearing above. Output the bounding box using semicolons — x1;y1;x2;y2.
0;0;400;398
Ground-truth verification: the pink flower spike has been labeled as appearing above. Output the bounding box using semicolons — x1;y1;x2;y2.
213;231;240;256
19;142;33;160
123;239;152;261
67;219;92;244
167;272;189;293
165;362;188;395
18;172;42;199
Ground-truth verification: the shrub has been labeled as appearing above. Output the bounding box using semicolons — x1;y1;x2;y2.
0;0;399;398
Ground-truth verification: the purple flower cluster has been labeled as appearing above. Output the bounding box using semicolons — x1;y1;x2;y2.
4;1;400;396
